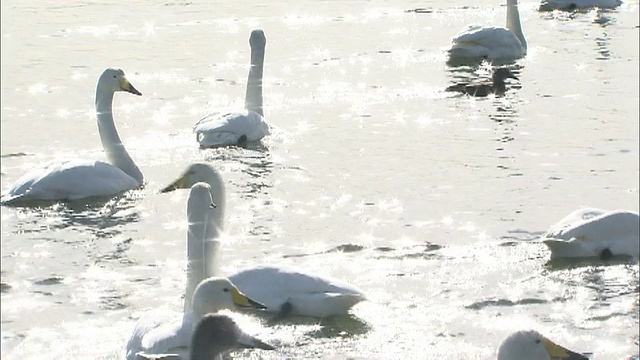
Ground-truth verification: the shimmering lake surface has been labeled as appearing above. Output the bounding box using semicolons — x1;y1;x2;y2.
1;0;638;359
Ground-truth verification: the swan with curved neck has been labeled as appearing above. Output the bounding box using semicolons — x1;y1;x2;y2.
498;330;589;360
447;0;527;62
1;68;143;205
126;183;267;360
193;29;270;148
160;163;367;319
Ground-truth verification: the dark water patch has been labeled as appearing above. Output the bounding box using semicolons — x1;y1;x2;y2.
1;282;12;293
435;331;465;338
31;290;53;296
284;244;366;258
100;290;128;311
502;229;545;242
33;276;64;285
546;255;636;270
465;297;548;310
405;8;435;14
377;242;443;260
588;312;632;322
374;246;395;252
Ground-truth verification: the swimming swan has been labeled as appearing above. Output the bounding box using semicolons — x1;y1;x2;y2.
134;313;275;360
448;0;527;62
1;68;144;205
446;68;519;97
542;208;640;259
193;29;270;148
498;330;589;360
160;163;367;319
125;183;267;360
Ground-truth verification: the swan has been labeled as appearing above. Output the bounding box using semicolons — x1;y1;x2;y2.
446;68;519;97
498;330;589;360
134;313;275;360
1;68;144;205
160;163;367;319
448;0;527;62
126;183;267;360
193;29;270;148
542;208;640;259
539;0;622;11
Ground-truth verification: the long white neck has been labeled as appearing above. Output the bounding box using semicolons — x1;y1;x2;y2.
244;43;265;117
95;87;144;184
506;0;527;51
184;201;209;312
203;185;224;279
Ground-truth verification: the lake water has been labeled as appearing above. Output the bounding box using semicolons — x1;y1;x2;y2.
1;0;638;359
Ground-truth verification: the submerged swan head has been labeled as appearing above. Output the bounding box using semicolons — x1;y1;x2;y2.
190;313;274;359
249;29;266;51
498;330;588;360
98;68;142;96
192;277;267;316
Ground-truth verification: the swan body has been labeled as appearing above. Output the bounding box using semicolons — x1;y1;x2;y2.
1;68;143;205
539;0;622;11
161;163;367;318
194;110;269;148
126;183;267;360
195;29;270;148
229;265;366;318
448;0;527;61
542;208;639;259
498;330;589;360
446;67;519;97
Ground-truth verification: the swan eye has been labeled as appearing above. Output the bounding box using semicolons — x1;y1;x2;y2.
535;339;541;344
223;288;229;292
113;75;117;79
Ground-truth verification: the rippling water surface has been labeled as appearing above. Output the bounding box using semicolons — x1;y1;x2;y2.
1;0;639;359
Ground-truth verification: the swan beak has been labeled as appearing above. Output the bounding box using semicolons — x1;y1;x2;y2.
542;337;589;359
231;288;267;310
159;175;189;193
119;77;142;96
237;333;275;351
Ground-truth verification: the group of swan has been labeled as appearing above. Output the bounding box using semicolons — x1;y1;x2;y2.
0;11;635;358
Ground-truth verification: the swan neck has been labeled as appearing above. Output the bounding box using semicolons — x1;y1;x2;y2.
190;332;225;360
95;87;144;184
506;0;527;50
184;205;209;312
245;46;265;117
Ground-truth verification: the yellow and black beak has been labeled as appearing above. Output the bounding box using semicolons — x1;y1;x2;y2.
159;174;190;193
119;76;142;96
543;337;590;360
231;288;267;310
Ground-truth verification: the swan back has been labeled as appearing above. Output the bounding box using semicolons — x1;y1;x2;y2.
245;29;266;117
497;330;588;360
190;313;274;359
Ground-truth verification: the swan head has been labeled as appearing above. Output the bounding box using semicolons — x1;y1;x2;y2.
192;277;267;315
187;182;217;212
190;313;274;359
98;68;142;96
493;68;519;82
160;163;223;194
497;330;589;360
249;29;266;50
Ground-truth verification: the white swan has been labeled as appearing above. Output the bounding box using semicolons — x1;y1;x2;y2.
134;313;274;360
194;29;270;148
498;330;588;360
1;68;144;205
160;163;367;319
448;0;527;62
126;183;267;360
542;208;640;259
539;0;622;11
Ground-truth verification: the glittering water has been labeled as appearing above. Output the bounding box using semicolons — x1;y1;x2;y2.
1;0;639;359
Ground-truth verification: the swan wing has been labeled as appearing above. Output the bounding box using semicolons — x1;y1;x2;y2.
193;110;270;147
126;311;192;360
229;265;365;316
1;159;140;204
